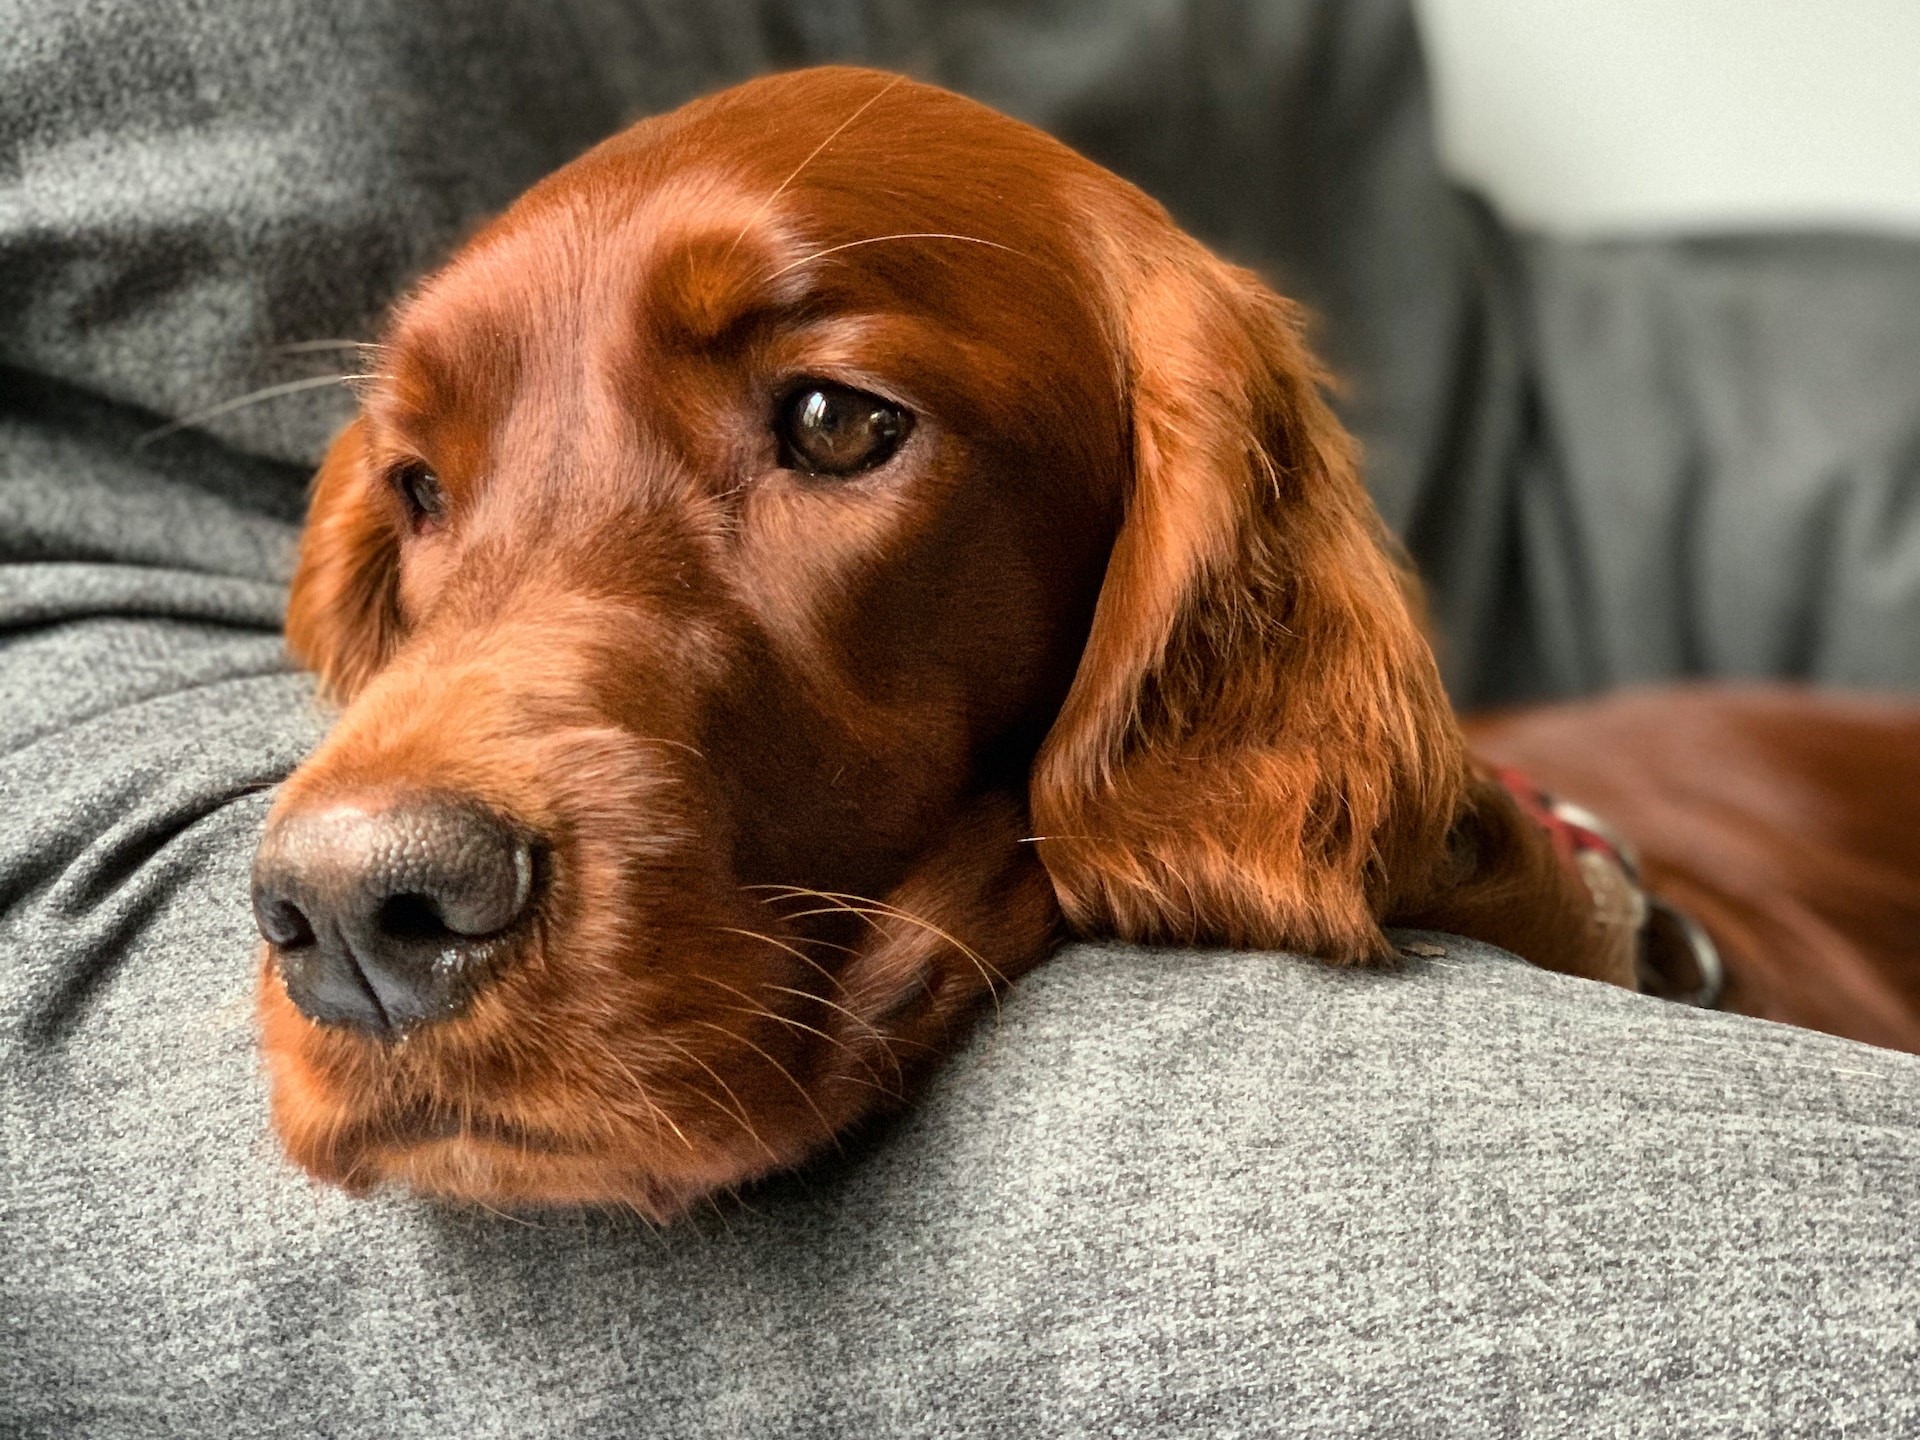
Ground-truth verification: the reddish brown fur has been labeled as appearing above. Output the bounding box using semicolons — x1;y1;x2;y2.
1469;688;1920;1053
265;67;1685;1219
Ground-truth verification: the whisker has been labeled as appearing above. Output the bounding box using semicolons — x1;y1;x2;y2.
718;1004;893;1095
664;1076;754;1158
651;1032;780;1165
690;1018;842;1150
762;232;1027;284
700;1191;739;1238
615;1198;666;1237
750;886;1002;975
771;927;863;958
568;1031;696;1153
749;884;1006;1017
694;974;895;1092
710;999;868;1066
757;981;928;1083
469;1196;545;1228
725;73;906;260
636;736;707;763
758;984;937;1057
774;904;1007;1016
136;373;374;447
271;338;381;355
714;924;918;1082
716;925;854;989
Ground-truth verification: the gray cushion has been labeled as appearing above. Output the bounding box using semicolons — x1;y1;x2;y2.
1507;233;1920;696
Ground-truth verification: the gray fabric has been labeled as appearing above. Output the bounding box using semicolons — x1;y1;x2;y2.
7;0;1920;1435
1405;206;1920;704
1506;233;1920;697
2;0;1455;478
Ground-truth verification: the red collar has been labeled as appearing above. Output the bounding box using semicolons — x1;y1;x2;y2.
1489;765;1723;1009
1489;765;1641;879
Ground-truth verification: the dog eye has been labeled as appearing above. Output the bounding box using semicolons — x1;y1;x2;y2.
389;462;446;532
778;382;911;477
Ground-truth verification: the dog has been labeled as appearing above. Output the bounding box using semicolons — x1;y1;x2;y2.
1467;688;1920;1053
250;66;1920;1219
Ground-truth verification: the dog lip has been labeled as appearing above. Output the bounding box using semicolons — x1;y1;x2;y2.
360;1105;582;1156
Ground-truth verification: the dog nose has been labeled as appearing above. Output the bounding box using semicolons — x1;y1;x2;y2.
251;794;537;1035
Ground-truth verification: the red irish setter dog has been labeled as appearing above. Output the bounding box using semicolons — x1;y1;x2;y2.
252;67;1920;1218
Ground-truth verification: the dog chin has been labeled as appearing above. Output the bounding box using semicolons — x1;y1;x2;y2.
382;1139;737;1220
294;1122;770;1222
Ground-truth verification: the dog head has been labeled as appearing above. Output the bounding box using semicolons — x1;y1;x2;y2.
255;67;1467;1217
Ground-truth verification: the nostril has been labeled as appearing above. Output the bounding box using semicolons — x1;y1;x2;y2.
377;892;454;944
253;793;541;1034
389;824;537;939
254;893;316;950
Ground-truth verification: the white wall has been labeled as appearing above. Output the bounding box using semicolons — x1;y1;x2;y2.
1412;0;1920;236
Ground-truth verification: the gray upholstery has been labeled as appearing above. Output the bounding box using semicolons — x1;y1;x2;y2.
1511;233;1920;695
6;1;1920;1435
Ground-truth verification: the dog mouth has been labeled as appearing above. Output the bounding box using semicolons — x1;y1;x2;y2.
317;1098;590;1167
305;1092;767;1219
385;1108;580;1155
253;817;1010;1214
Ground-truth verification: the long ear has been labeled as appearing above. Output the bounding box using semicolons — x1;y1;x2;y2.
285;418;402;700
1031;237;1467;961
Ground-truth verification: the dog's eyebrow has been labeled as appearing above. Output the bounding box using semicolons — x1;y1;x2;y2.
642;227;822;351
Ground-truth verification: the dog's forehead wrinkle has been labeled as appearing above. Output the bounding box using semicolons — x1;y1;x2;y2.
388;168;788;406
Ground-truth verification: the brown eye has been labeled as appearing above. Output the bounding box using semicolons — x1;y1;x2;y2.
778;382;911;476
389;462;445;532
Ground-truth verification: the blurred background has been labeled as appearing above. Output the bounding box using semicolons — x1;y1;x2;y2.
1405;0;1920;701
5;0;1918;709
1419;0;1920;237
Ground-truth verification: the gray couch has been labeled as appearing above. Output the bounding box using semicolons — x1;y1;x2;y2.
5;2;1919;1435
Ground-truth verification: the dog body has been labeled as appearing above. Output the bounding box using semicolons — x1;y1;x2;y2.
1469;688;1920;1053
251;68;1902;1219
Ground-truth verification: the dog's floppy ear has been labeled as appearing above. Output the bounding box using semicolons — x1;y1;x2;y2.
285;418;402;700
1031;232;1467;961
